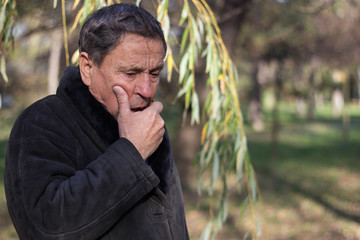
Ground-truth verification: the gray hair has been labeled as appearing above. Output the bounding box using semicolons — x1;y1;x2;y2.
79;3;167;66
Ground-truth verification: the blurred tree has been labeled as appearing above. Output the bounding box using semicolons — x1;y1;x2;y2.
156;1;260;238
6;0;360;238
239;0;360;135
0;0;17;107
1;0;261;239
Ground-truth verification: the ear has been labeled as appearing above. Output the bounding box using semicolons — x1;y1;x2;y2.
79;52;93;86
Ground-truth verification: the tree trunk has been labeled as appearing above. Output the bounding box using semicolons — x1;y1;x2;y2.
219;0;252;58
219;0;256;133
173;0;253;188
307;69;315;120
332;89;344;117
271;62;282;161
342;76;350;144
357;66;360;106
248;60;264;132
47;28;63;94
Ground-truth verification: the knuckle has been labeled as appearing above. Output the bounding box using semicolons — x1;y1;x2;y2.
159;117;165;126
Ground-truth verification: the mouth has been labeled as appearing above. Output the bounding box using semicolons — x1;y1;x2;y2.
130;103;150;112
131;107;147;112
130;97;152;112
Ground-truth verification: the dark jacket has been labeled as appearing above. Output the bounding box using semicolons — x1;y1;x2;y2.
5;66;189;240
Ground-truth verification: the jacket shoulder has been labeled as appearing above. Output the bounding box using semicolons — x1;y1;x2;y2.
9;95;74;141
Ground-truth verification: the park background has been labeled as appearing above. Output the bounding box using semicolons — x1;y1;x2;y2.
1;0;360;239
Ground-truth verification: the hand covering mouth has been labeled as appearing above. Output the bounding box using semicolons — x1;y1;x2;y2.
131;106;147;112
130;96;151;111
130;102;151;112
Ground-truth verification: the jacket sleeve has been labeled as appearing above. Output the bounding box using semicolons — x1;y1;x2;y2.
5;106;160;240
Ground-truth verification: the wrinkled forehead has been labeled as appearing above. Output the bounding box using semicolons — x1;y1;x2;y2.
116;33;166;56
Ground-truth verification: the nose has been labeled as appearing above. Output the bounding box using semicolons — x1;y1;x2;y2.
135;73;152;98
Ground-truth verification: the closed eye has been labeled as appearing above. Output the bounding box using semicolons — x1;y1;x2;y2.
150;72;160;77
126;72;137;76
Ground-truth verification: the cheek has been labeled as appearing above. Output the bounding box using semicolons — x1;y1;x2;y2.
151;83;159;98
104;94;119;119
117;83;135;99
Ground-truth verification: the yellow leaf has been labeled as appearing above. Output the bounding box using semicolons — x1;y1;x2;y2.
201;122;208;145
224;110;232;125
1;55;8;83
71;49;79;65
70;7;84;33
72;0;81;10
167;53;173;82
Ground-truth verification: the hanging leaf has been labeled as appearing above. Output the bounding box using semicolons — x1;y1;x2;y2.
190;91;200;124
156;0;168;22
178;51;189;84
211;151;219;185
200;222;213;240
184;75;193;108
180;26;189;54
135;0;142;7
0;0;8;34
72;0;81;10
179;1;189;26
1;54;9;83
166;52;174;82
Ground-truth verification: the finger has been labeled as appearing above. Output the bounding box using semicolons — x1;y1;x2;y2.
148;101;163;114
113;86;130;116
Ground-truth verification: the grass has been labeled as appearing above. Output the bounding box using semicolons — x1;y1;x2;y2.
242;103;360;240
1;100;360;239
183;102;360;239
0;107;18;240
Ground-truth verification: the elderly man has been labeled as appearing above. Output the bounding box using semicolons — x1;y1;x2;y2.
5;3;189;240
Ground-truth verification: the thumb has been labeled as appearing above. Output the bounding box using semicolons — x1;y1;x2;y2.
113;86;130;117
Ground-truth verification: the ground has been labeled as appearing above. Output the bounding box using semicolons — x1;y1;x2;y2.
0;102;359;240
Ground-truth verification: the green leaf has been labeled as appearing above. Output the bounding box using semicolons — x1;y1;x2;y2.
256;219;262;237
191;17;201;49
203;90;212;118
1;55;9;83
209;51;218;85
0;0;8;34
212;151;219;184
176;85;188;99
136;0;142;7
200;222;213;240
180;26;189;54
248;159;257;201
188;42;195;70
197;17;205;36
179;2;188;26
156;0;168;21
205;41;213;73
184;83;192;108
190;91;200;124
178;51;189;84
4;21;13;47
205;139;216;170
239;197;249;220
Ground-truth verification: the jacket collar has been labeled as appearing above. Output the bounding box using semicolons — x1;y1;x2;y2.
57;66;173;193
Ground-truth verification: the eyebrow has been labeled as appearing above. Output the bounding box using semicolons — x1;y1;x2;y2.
149;64;164;73
123;64;164;73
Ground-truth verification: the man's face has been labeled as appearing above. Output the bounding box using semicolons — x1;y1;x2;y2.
80;33;165;118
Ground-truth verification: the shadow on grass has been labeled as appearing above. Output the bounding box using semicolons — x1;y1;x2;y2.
248;126;360;225
258;167;360;223
0;139;7;185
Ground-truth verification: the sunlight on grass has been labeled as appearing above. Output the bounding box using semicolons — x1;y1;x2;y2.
0;107;19;240
243;102;360;240
1;97;359;239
